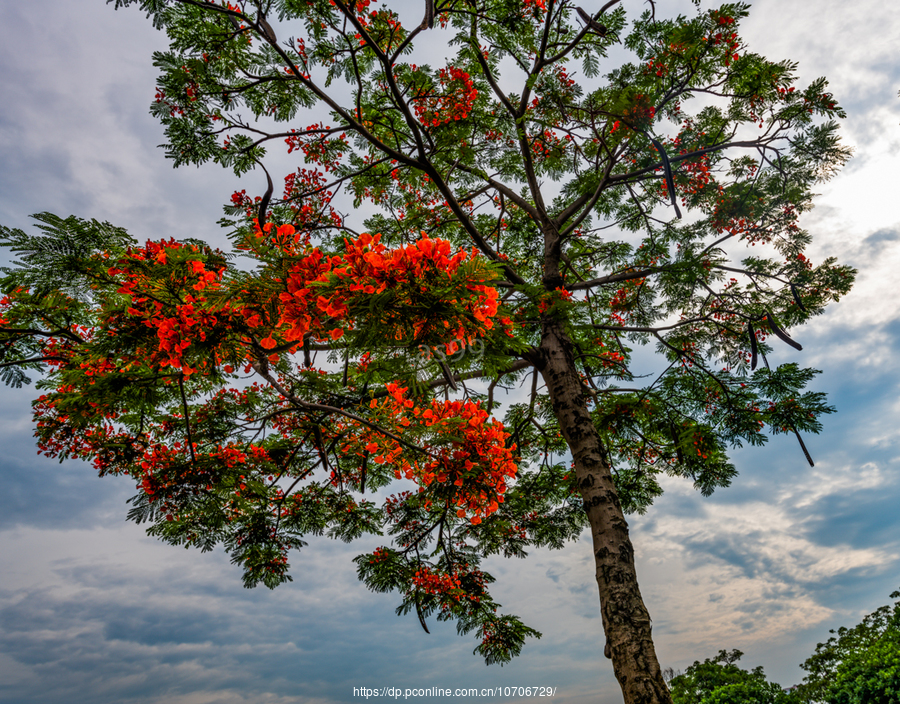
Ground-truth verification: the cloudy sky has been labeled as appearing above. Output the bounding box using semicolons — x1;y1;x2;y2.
1;1;899;703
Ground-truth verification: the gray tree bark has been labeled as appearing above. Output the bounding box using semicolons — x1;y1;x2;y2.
539;319;673;704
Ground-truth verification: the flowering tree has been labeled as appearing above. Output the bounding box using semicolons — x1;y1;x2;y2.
0;0;855;702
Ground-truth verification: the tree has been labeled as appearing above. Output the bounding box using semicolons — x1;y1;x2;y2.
796;590;900;704
0;1;855;702
669;649;799;704
665;592;900;704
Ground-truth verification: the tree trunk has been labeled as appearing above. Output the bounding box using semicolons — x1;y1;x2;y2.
539;319;672;704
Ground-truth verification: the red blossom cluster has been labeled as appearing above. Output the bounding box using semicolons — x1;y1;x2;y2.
677;152;712;196
284;124;347;173
279;231;500;348
342;384;517;524
281;169;342;232
607;277;645;325
368;546;391;564
610;94;656;135
705;13;741;66
410;566;485;609
106;240;244;375
530;129;573;159
646;57;670;77
412;567;463;597
537;287;573;315
412;67;478;128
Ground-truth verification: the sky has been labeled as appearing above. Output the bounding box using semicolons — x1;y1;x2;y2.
0;1;899;703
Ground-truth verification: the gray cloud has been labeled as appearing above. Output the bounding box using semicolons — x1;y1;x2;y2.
0;534;621;704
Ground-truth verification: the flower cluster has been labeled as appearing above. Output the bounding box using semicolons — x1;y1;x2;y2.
705;12;741;66
279;232;500;349
105;239;243;375
412;67;478;128
537;287;573;315
410;566;485;609
284;124;347;173
412;567;464;597
354;385;517;524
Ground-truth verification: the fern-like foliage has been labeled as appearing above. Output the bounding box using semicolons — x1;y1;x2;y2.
0;212;136;301
1;213;139;387
0;365;31;388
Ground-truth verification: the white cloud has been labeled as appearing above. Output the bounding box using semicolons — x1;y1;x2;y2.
744;0;900;104
787;461;887;508
629;460;899;682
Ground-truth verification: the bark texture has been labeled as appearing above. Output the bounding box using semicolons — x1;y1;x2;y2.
539;320;672;704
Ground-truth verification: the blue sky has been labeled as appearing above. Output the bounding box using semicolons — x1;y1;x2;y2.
1;1;899;702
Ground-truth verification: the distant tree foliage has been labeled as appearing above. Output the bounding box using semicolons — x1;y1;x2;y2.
667;591;900;704
797;590;900;704
669;649;798;704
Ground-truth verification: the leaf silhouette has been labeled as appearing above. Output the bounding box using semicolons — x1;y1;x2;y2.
258;13;277;43
650;138;682;219
765;311;802;351
791;424;815;467
748;321;758;370
576;7;608;35
258;164;274;233
420;0;435;29
438;359;459;391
